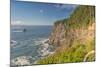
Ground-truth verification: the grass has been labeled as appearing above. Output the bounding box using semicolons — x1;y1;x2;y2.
37;39;95;64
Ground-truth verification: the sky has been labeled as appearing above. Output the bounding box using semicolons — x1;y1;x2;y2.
11;0;77;25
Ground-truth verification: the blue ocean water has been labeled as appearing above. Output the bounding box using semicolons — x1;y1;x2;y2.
11;25;52;61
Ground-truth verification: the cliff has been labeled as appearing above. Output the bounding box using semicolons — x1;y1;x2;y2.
49;5;95;48
37;5;95;64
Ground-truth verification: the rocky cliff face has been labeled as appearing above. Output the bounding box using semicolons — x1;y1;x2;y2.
49;22;95;47
48;5;95;49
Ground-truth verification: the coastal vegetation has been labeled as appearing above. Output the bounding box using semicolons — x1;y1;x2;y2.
37;5;95;64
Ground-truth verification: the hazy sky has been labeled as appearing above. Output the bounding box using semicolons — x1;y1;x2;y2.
11;0;77;25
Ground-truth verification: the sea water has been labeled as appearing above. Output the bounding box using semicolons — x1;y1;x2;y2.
10;25;52;66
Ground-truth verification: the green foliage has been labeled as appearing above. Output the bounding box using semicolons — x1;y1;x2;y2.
37;40;95;64
55;5;95;29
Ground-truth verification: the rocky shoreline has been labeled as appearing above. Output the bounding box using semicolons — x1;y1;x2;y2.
11;38;55;66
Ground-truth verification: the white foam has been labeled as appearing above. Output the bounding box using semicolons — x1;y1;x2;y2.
34;38;48;46
41;39;49;44
11;56;34;66
38;38;55;57
12;30;23;32
11;40;17;47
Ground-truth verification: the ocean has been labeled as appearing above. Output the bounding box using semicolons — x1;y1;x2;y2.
10;25;53;66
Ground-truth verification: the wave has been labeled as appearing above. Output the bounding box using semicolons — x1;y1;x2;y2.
12;30;23;33
11;40;17;47
38;38;55;57
34;38;48;46
11;56;35;66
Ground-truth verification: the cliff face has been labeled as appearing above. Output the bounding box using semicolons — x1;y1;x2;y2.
37;5;95;64
49;5;95;49
49;22;95;48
